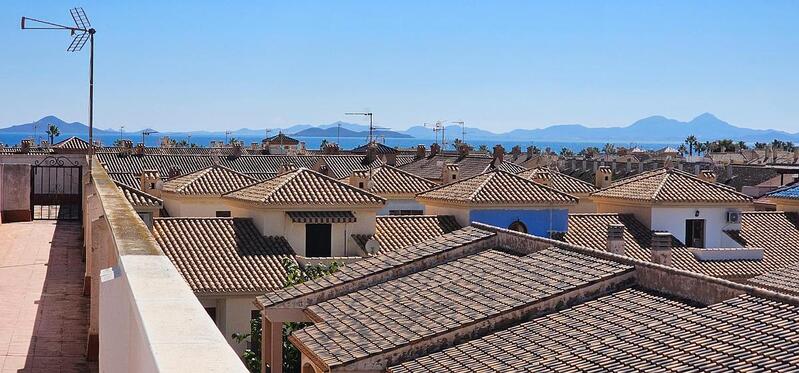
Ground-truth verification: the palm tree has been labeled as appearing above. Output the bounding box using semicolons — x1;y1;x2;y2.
603;143;616;156
736;141;748;150
684;135;697;156
559;147;573;157
678;144;687;155
47;124;60;145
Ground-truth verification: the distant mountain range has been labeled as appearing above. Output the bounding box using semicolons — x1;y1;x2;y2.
2;113;797;143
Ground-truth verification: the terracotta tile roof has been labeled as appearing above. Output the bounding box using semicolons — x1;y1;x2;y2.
517;167;598;194
224;168;385;207
592;168;753;204
352;215;462;255
749;262;799;296
394;155;416;167
161;165;258;196
52;136;90;149
153;217;296;294
417;169;578;206
351;165;438;196
291;247;633;369
352;142;397;154
521;294;799;371
115;182;163;208
265;132;300;145
399;154;526;180
317;155;383;179
389;288;696;372
108;172;140;190
257;226;494;308
565;212;799;278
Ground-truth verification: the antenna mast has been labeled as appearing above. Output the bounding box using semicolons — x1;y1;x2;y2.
21;8;96;172
345;112;374;143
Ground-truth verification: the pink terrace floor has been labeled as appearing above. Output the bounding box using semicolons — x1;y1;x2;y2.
0;220;97;372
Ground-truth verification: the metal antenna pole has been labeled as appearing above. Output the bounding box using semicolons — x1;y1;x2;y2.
345;112;374;144
21;7;96;170
88;30;95;158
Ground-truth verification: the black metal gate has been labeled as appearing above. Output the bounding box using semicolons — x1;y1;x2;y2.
31;156;83;220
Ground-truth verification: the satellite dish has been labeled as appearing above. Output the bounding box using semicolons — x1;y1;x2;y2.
365;239;381;255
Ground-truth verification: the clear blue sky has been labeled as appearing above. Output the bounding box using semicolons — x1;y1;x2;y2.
2;1;798;132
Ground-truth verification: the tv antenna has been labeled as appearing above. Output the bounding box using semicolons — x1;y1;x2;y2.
22;8;96;169
345;112;374;143
120;125;125;140
225;130;232;144
451;121;466;147
142;130;158;146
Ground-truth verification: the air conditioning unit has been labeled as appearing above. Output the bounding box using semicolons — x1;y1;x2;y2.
726;210;741;224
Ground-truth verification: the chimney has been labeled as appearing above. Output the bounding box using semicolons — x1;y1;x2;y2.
595;165;613;188
607;224;625;256
230;142;242;158
430;143;441;157
135;142;145;156
511;145;522;159
638;162;644;173
697;169;716;184
415;144;426;160
492;145;505;164
581;159;587;171
322;142;340;155
318;164;331;176
278;163;296;175
167;166;182;179
651;232;672;266
365;142;378;164
442;163;460;184
20;139;32;154
261;141;271;155
526;146;534;159
626;159;632;173
570;159;576;170
349;169;370;190
250;142;259;151
531;169;551;186
139;169;162;198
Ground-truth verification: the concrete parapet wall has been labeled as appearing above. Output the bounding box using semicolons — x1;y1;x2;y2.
87;157;247;372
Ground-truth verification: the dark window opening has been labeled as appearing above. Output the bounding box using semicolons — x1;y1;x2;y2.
215;210;232;217
305;224;332;257
205;307;217;323
508;221;528;233
358;182;364;189
149;182;156;189
389;209;424;216
685;219;705;248
452;174;457;180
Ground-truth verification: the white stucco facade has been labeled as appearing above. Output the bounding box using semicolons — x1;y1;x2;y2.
227;200;379;257
650;207;742;248
199;295;260;356
162;194;235;217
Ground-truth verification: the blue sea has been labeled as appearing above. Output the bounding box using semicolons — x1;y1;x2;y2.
0;132;680;153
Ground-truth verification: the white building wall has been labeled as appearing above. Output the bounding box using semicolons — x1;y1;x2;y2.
650;207;741;248
231;205;378;257
198;296;260;356
163;194;235;217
